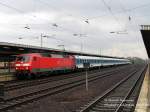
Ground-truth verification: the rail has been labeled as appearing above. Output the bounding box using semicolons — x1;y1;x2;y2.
0;65;134;111
79;65;147;112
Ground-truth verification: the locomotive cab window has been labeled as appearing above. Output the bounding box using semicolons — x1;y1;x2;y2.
16;56;29;62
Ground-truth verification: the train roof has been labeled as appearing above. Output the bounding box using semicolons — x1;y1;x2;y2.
74;55;128;61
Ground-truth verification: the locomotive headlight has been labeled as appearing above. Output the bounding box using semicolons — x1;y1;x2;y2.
23;63;30;66
15;64;21;66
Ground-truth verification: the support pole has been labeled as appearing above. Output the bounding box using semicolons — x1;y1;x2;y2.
41;33;43;48
83;62;90;92
86;69;88;91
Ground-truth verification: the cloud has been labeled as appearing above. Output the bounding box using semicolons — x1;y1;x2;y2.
0;0;149;59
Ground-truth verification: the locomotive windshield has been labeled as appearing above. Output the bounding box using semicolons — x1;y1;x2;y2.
16;56;30;62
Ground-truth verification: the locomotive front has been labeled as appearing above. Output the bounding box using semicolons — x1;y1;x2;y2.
15;54;32;78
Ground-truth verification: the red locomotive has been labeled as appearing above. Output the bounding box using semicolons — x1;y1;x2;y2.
15;53;75;78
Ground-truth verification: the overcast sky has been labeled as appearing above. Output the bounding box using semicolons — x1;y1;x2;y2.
0;0;149;59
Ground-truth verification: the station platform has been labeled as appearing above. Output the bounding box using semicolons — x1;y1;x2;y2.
0;73;15;82
135;66;149;112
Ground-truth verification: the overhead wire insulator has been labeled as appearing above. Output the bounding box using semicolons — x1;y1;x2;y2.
52;23;58;27
85;19;89;24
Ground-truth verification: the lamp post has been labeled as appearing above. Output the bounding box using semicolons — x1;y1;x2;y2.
57;44;65;51
40;33;50;48
40;33;46;48
17;37;24;44
73;33;87;52
40;34;58;48
99;48;102;69
110;30;128;34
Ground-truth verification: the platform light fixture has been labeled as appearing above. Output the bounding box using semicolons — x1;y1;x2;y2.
73;33;87;52
110;30;128;34
57;44;65;51
40;34;62;48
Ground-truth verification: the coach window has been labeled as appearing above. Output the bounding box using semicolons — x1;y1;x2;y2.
80;59;82;63
76;59;78;64
82;59;84;63
96;60;98;63
79;59;81;64
78;59;80;64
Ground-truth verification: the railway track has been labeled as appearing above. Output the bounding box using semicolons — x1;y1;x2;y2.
0;65;137;111
78;65;147;112
4;65;129;91
3;66;118;84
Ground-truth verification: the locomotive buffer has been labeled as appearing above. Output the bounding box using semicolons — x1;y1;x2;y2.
83;62;90;91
